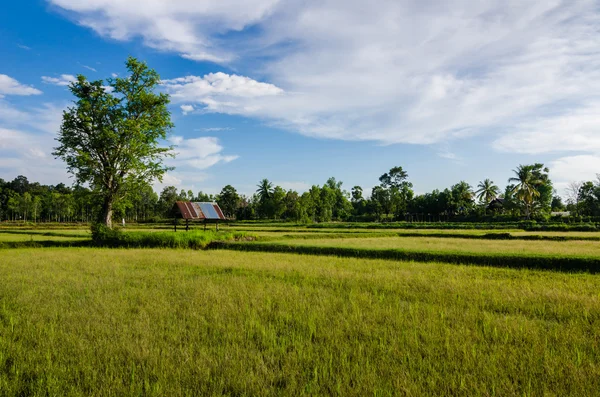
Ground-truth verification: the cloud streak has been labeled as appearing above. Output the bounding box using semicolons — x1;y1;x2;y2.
42;74;77;86
0;75;42;97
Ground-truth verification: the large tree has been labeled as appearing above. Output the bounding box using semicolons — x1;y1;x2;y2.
53;57;173;227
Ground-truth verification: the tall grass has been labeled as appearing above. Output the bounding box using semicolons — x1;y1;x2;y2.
94;229;253;249
264;236;600;257
216;241;600;273
0;249;598;395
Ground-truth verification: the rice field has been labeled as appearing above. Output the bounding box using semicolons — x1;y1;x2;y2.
0;224;599;395
263;236;600;257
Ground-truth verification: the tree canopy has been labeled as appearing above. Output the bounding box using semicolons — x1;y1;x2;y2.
53;57;173;227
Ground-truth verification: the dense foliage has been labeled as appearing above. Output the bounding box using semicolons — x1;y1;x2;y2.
53;57;173;227
3;164;599;224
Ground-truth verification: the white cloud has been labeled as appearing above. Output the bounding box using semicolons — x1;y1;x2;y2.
47;0;600;152
549;155;600;196
494;103;600;154
161;173;183;186
0;100;64;134
17;44;31;50
42;74;77;86
0;98;70;184
163;73;283;100
168;135;238;170
550;155;600;183
0;75;42;97
49;0;280;63
0;128;49;158
180;104;194;115
0;127;69;183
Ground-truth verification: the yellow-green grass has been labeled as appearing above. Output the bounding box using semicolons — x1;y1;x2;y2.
0;248;599;396
511;230;600;237
266;236;600;257
227;225;512;234
229;226;600;238
0;233;89;242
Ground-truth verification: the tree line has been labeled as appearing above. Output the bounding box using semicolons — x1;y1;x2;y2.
5;163;600;224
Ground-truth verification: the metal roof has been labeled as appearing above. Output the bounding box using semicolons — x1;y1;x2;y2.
173;202;227;220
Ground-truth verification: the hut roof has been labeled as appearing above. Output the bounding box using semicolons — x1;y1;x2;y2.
173;202;226;220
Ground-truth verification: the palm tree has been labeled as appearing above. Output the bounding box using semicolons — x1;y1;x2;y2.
508;165;542;219
476;179;500;204
256;179;273;203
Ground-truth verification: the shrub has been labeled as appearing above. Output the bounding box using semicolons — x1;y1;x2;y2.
91;223;121;244
92;229;254;249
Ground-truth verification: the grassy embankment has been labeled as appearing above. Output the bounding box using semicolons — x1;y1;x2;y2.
217;235;600;272
0;229;251;250
0;248;599;396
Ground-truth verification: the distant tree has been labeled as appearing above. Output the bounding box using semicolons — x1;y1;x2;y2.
371;185;391;221
256;179;274;218
378;166;413;220
158;186;180;217
326;177;352;220
475;179;500;204
551;196;565;212
256;179;274;201
379;166;409;189
565;181;583;216
235;195;256;220
194;191;213;202
509;165;541;219
351;186;367;216
10;175;30;195
449;181;474;215
351;186;364;203
305;186;322;222
179;189;189;201
217;185;240;219
282;190;307;222
53;57;173;228
578;181;600;216
272;186;286;219
508;164;551;219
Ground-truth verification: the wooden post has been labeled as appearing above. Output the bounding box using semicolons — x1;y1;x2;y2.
216;221;219;232
204;222;207;231
186;219;189;232
174;219;177;232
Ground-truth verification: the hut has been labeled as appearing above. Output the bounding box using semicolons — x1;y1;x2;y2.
172;201;227;231
487;198;505;212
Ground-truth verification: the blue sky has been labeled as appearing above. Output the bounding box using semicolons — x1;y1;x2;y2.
1;0;599;197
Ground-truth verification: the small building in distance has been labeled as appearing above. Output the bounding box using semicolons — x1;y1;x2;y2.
487;198;505;212
172;201;227;231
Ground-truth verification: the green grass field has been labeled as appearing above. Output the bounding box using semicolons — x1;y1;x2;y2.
1;224;599;395
264;236;600;256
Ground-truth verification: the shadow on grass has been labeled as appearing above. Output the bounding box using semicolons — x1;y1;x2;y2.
208;242;600;274
0;240;93;249
274;232;600;242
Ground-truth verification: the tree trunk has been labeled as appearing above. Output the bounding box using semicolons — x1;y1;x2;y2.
101;196;114;228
